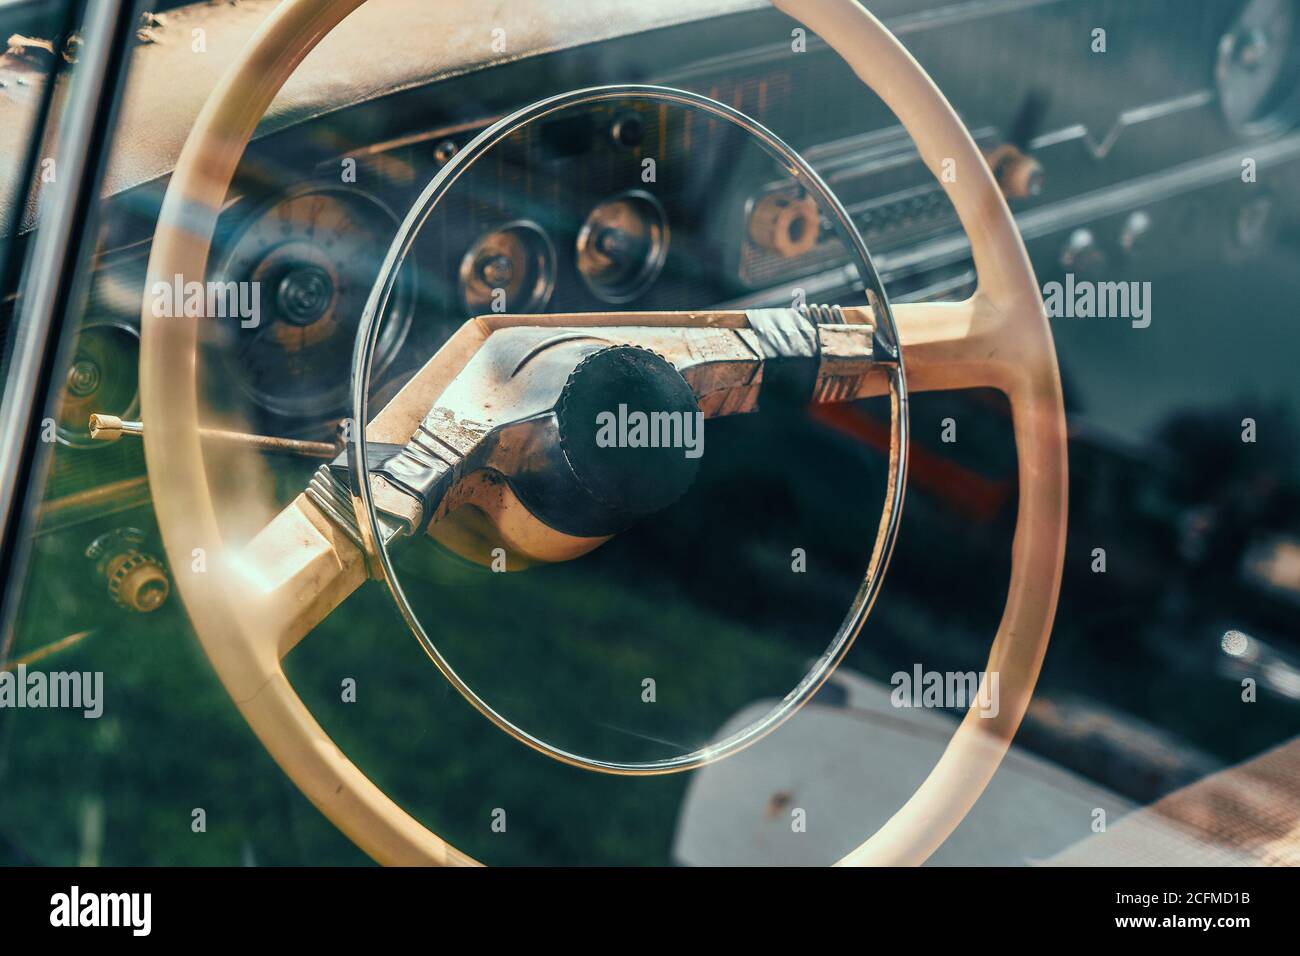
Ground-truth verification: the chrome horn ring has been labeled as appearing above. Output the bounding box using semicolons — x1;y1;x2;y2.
348;83;910;775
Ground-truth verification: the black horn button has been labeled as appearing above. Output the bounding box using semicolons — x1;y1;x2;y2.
556;345;703;522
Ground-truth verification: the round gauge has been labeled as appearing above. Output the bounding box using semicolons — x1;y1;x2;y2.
458;220;556;315
1217;0;1300;135
56;322;139;447
575;190;669;304
214;187;414;418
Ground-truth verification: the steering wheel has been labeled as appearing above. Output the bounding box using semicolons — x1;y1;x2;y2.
138;0;1067;866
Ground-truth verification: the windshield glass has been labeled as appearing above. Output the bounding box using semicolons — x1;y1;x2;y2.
1;0;1299;871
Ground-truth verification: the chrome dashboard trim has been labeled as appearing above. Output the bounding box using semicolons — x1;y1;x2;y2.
718;131;1300;309
655;0;1071;84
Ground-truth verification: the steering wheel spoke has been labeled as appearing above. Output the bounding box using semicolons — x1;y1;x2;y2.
222;317;501;659
885;293;1036;397
229;493;367;660
233;298;889;657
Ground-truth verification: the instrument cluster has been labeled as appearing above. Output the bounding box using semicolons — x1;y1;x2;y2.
229;92;780;428
211;186;414;419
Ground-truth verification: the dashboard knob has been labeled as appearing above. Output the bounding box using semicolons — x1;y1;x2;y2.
748;192;820;258
86;528;170;613
610;111;645;149
1120;210;1153;256
108;552;170;613
986;144;1044;199
433;139;459;164
1060;227;1106;275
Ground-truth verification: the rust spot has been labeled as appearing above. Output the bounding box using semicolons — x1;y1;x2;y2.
764;790;794;819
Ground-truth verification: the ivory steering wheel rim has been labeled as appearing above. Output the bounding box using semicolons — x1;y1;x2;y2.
139;0;1068;866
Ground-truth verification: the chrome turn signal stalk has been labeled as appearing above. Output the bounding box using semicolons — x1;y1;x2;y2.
87;414;338;459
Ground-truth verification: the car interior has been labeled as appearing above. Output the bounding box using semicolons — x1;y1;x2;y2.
1;0;1299;868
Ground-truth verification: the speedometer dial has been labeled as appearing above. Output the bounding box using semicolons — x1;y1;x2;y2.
213;186;414;419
